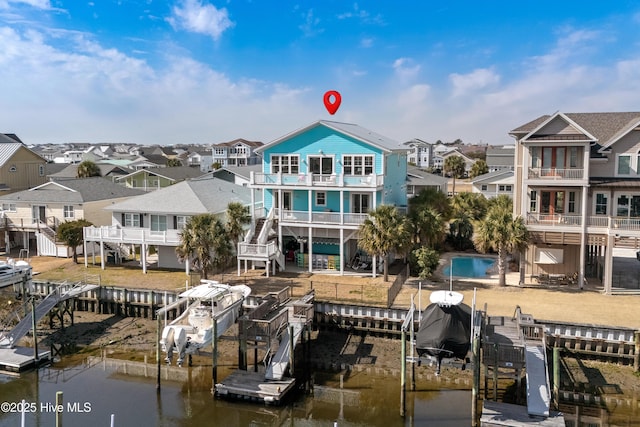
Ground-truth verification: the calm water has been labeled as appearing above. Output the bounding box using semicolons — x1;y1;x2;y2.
444;257;495;278
0;359;472;427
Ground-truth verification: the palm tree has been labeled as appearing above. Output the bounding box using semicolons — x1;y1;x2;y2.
166;158;182;167
76;160;101;178
226;202;251;249
412;207;446;248
469;159;489;179
444;155;466;195
409;187;451;219
176;214;219;279
210;219;233;271
358;205;411;281
473;195;529;287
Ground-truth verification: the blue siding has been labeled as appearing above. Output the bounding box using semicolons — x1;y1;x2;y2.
262;125;384;174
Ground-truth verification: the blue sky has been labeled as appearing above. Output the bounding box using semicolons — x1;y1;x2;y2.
1;1;640;146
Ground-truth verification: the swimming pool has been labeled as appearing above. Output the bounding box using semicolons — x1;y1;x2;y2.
443;256;496;278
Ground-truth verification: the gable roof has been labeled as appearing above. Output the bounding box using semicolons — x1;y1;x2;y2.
48;163;132;179
0;133;22;143
256;120;406;154
510;112;640;149
0;177;145;203
215;164;261;180
406;166;449;187
106;175;251;215
215;138;263;148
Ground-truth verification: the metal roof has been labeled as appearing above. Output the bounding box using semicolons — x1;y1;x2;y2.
0;177;145;203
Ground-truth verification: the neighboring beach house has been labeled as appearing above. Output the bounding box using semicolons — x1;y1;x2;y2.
212;139;263;167
511;111;640;293
83;175;253;273
471;170;514;199
0;177;144;257
406;166;449;197
239;120;408;276
405;139;433;168
114;166;205;191
486;145;515;172
0;134;48;193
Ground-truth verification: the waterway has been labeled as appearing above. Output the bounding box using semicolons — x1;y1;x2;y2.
0;358;471;427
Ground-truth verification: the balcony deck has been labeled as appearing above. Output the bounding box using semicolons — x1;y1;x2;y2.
525;213;640;236
527;167;584;180
278;209;367;226
250;172;384;188
83;226;181;245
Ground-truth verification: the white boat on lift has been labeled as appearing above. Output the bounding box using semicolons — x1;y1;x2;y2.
0;258;32;289
160;280;251;367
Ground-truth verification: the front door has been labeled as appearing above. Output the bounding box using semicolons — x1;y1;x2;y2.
32;205;46;224
352;194;370;214
274;191;292;211
540;191;564;215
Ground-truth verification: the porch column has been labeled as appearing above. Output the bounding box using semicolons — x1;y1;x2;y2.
250;188;255;218
372;255;377;279
308;190;312;224
308;227;313;274
185;258;190;276
100;241;105;270
579;184;588;289
237;256;241;276
340;190;344;224
339;228;344;276
141;243;147;274
266;260;270;278
603;233;614;295
84;229;88;268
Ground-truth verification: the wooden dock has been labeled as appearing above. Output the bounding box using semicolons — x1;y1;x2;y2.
0;346;51;373
214;370;296;404
480;401;565;427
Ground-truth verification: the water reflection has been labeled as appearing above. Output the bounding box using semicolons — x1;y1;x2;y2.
0;359;472;427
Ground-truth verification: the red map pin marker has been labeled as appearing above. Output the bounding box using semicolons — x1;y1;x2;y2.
323;90;342;115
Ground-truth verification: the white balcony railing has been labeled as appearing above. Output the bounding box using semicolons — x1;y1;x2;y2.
527;168;584;180
238;241;278;258
279;209;368;225
526;214;640;233
251;172;384;188
83;226;182;244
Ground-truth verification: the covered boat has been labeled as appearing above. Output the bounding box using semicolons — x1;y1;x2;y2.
416;290;471;375
160;280;251;367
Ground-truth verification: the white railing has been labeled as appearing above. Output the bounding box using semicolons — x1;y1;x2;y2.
526;213;581;226
237;241;278;258
612;218;640;231
588;216;609;228
251;172;383;188
527;168;584;180
83;226;182;244
279;210;368;225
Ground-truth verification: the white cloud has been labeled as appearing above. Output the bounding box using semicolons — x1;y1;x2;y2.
0;0;51;9
299;8;323;37
167;0;234;40
360;37;373;48
337;3;384;25
449;68;500;97
392;57;421;82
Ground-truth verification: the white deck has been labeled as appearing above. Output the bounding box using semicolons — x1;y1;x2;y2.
0;346;51;371
525;344;551;417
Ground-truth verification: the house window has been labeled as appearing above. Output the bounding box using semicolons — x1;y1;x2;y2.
271;155;299;174
124;213;141;227
214;148;225;155
595;194;607;215
316;192;326;206
616;194;640;218
63;205;74;219
498;185;512;192
617;155;631;175
150;215;167;232
530;190;537;212
343;155;374;175
481;184;488;191
176;215;188;229
569;147;579;168
2;203;16;212
568;192;576;214
39;165;45;176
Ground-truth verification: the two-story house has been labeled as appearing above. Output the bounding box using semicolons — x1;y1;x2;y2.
0;177;144;257
404;139;433;168
511;111;640;293
0;133;48;193
212;139;263;167
83;174;253;273
238;120;408;277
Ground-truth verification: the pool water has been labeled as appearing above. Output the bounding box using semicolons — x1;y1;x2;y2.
444;256;496;278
